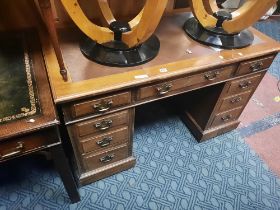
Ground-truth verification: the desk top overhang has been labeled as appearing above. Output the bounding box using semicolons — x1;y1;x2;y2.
40;14;280;104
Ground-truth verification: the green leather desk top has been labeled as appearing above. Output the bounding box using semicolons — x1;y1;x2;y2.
0;33;41;124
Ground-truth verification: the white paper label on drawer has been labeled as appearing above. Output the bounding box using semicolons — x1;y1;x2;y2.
135;74;149;79
160;68;168;73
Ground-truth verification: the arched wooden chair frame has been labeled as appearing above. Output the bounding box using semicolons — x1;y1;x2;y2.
60;0;168;65
189;0;277;33
58;0;168;66
37;0;168;79
185;0;277;48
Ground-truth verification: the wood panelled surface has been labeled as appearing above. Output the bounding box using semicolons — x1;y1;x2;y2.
0;0;189;31
0;0;39;30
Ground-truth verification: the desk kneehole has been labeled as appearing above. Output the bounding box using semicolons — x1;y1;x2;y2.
137;65;235;101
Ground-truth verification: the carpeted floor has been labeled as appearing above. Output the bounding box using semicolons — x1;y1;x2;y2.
0;19;280;210
255;19;280;80
1;112;280;209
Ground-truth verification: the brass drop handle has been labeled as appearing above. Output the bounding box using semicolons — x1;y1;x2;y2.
93;100;113;113
230;97;242;104
239;81;252;89
250;62;263;72
156;83;173;95
100;154;115;163
0;142;24;159
204;71;220;81
96;136;113;148
95;119;113;131
221;114;233;122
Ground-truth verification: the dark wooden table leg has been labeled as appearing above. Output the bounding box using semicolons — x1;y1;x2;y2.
50;144;80;203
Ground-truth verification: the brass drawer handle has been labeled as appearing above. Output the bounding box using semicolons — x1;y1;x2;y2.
204;71;220;81
96;136;113;148
239;81;252;89
221;114;233;122
0;142;24;159
156;83;173;95
100;154;115;163
230;97;242;104
93;100;113;113
95;119;113;131
250;62;263;72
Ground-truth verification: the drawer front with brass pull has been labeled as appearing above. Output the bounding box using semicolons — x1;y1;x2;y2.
204;71;220;81
156;83;173;95
137;65;235;101
0;128;58;162
80;127;129;154
218;91;251;113
71;91;131;118
76;110;129;138
84;145;128;170
0;142;24;160
211;107;243;128
95;119;113;131
236;55;275;76
226;73;263;95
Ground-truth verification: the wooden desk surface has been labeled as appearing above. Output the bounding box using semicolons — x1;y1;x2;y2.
40;13;280;104
0;30;58;140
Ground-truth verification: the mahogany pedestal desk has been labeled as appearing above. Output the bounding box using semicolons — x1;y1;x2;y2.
0;31;80;203
40;14;280;185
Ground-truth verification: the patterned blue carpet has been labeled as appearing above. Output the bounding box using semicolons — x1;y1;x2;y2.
255;19;280;79
1;113;280;209
1;20;280;209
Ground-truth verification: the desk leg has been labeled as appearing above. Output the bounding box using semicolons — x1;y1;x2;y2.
50;144;80;203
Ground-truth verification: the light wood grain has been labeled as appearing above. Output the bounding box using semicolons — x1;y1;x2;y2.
188;0;277;34
60;0;167;47
60;0;114;44
187;0;217;28
223;0;277;33
0;0;39;30
97;0;116;26
122;0;168;47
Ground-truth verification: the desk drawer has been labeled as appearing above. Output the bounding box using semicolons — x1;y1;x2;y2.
218;91;251;113
75;110;129;138
137;66;235;101
71;91;131;118
84;145;128;170
226;73;263;95
211;107;242;128
0;128;58;161
80;127;129;154
236;55;274;76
